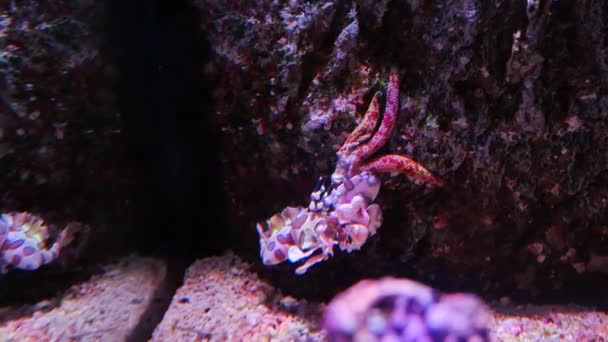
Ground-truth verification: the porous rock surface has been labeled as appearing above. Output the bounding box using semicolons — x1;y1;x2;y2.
0;256;170;342
0;0;127;217
151;252;325;341
491;303;608;341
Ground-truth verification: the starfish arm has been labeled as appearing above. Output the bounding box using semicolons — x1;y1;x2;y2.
352;69;400;167
339;91;381;156
360;154;445;187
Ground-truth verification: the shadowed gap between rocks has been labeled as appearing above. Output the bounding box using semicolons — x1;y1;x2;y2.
106;0;229;340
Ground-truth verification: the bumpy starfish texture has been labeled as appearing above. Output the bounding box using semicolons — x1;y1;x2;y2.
332;70;444;187
0;212;77;273
257;69;443;274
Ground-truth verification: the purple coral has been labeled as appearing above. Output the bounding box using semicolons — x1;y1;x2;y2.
323;277;491;342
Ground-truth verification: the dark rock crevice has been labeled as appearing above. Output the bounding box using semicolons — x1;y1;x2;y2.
106;0;228;261
103;0;229;338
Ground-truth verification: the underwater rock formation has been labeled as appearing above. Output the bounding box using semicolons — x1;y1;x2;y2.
0;1;126;221
152;252;325;341
0;257;170;341
196;0;608;297
0;0;132;281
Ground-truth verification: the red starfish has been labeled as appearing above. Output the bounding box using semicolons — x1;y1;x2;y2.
331;68;444;187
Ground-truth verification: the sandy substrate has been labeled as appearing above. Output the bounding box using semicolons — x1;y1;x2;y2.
0;257;172;342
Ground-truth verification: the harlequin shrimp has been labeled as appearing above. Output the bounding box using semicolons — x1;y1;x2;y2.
0;211;77;273
257;69;443;274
